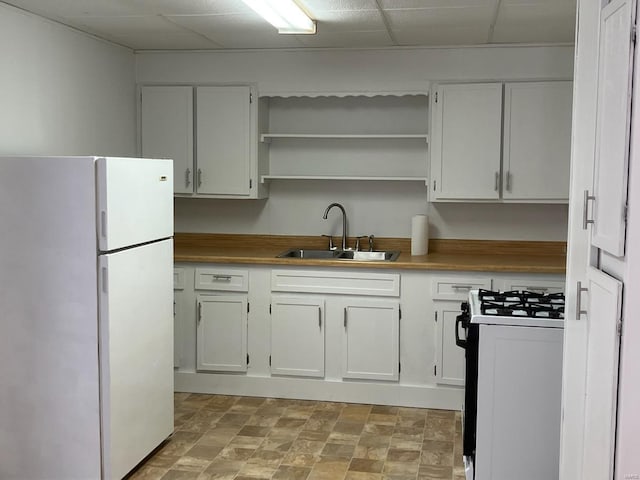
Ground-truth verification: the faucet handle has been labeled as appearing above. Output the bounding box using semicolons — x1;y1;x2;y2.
355;235;369;251
368;235;375;252
321;234;336;250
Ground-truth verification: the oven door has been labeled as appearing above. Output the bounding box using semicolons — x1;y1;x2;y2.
457;302;478;480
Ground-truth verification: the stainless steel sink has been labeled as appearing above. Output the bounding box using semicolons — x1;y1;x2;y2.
337;250;400;261
277;248;400;262
276;248;342;259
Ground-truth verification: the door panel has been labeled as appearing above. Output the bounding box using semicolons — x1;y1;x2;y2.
98;239;174;479
96;157;174;251
581;267;624;480
591;0;635;256
141;86;194;195
271;297;325;377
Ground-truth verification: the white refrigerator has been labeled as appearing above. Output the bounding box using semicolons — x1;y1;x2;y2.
0;156;175;479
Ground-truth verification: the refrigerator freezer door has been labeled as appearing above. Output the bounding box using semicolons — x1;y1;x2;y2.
98;239;174;479
97;157;173;252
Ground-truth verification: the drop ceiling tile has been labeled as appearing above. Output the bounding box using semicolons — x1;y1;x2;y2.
385;6;494;29
296;29;394;48
491;21;576;43
312;9;386;31
166;13;305;48
124;0;252;15
3;0;135;17
112;32;224;49
67;14;193;36
393;25;490;46
301;0;378;12
379;0;495;7
501;0;575;6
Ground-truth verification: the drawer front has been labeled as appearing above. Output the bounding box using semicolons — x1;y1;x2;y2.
174;268;185;290
503;279;565;294
431;277;492;300
271;269;400;297
195;267;249;292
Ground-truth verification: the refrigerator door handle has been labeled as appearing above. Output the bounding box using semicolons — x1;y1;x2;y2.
100;211;107;238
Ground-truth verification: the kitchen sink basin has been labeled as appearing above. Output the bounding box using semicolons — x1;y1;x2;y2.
277;249;341;259
277;248;400;262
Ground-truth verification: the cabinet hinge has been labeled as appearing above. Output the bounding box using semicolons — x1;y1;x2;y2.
399;362;401;373
435;91;438;103
249;178;253;189
269;304;272;314
399;307;402;320
435;311;438;322
250;92;253;103
434;365;437;376
433;180;437;191
247;354;250;365
247;302;250;313
269;355;272;366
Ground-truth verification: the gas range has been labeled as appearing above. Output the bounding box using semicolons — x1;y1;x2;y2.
469;289;565;329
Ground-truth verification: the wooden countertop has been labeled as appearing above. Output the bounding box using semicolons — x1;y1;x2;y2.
174;233;567;274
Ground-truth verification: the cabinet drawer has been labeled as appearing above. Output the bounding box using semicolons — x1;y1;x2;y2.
271;269;400;297
195;267;249;292
174;268;185;290
503;278;565;294
432;277;492;300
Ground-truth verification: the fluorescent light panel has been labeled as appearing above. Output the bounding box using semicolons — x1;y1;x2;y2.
242;0;316;34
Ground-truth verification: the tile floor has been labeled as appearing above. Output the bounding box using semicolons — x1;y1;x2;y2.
128;393;464;480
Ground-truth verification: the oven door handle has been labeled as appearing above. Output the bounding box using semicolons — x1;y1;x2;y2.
455;314;468;349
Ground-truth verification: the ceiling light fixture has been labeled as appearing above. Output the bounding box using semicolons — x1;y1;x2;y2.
242;0;316;34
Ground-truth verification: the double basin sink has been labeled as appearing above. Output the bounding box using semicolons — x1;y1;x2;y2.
277;248;400;262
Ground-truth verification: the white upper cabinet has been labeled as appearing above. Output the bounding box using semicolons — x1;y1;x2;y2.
430;83;503;201
430;81;573;203
502;82;573;201
140;85;267;199
590;0;635;257
196;86;252;196
141;86;193;195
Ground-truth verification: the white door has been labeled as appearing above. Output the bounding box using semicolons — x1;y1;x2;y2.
196;86;251;196
140;86;194;195
502;82;573;201
96;157;174;251
581;267;624;480
434;301;465;386
341;298;400;381
98;239;174;480
430;83;503;200
591;0;635;256
197;294;248;372
270;296;325;377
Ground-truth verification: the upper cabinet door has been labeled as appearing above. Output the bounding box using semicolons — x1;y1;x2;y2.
502;82;573;201
140;86;194;195
196;86;251;196
591;0;635;257
430;83;503;201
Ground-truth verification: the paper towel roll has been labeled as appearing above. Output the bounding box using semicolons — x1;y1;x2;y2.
411;214;429;256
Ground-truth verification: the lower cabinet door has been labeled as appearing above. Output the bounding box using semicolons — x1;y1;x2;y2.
270;296;325;378
341;298;400;381
196;294;248;372
434;300;466;386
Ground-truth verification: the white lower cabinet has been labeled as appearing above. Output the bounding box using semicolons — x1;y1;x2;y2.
341;298;400;381
196;294;248;372
433;301;467;386
270;296;325;378
432;276;492;386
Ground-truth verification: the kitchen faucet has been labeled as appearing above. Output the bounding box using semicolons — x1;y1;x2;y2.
323;202;348;250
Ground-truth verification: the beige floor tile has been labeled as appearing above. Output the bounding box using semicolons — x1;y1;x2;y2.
137;395;462;480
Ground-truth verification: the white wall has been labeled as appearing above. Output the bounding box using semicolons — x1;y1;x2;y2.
139;45;573;240
0;4;136;157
